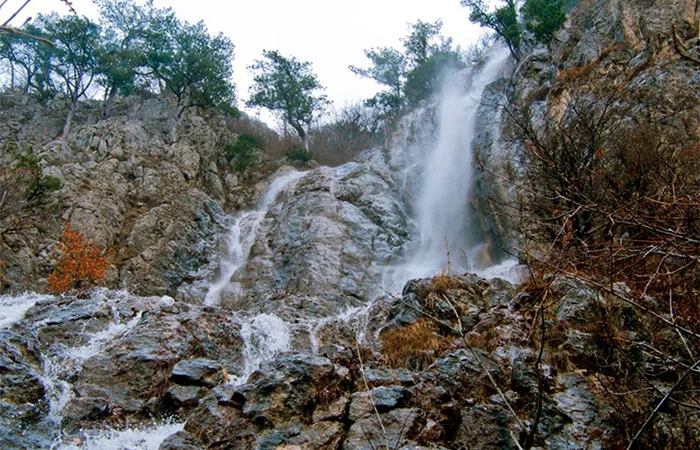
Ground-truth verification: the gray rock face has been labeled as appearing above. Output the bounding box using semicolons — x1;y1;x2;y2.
0;330;51;450
170;358;224;388
0;289;246;447
159;431;204;450
223;156;411;319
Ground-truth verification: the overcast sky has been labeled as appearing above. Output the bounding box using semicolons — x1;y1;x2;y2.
10;0;484;122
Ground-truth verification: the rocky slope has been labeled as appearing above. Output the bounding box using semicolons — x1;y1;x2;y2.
4;272;696;449
0;94;274;297
474;0;700;253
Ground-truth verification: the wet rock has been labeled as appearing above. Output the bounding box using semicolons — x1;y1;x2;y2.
0;403;55;450
254;421;344;449
213;384;246;408
0;331;51;449
344;408;423;450
348;386;406;421
159;430;204;450
225;162;411;319
9;290;243;423
551;276;605;324
0;331;45;406
312;396;348;422
363;367;415;387
547;373;605;450
170;358;223;388
61;397;110;431
167;385;206;409
242;354;339;421
454;404;515;449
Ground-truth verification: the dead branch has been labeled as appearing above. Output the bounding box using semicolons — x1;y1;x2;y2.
626;359;700;450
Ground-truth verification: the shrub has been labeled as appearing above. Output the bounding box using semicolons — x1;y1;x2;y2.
31;175;62;198
48;224;112;293
284;146;313;163
224;134;264;172
6;148;62;200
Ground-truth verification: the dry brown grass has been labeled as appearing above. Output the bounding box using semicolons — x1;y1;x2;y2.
428;273;462;295
380;319;451;371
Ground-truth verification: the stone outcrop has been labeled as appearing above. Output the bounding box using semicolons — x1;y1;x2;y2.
473;0;700;256
5;271;692;449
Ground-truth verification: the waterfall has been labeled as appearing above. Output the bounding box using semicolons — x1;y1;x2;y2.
383;48;520;290
204;170;305;306
229;313;292;385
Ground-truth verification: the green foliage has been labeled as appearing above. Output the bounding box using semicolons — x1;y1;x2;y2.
224;134;264;172
522;0;566;45
143;10;237;118
38;13;101;103
349;47;406;117
0;22;55;98
0;0;239;124
284;146;313;163
404;50;465;105
12;147;42;172
33;175;62;197
10;148;61;199
95;0;159;107
461;0;521;60
350;20;465;124
248;50;327;141
34;13;102;135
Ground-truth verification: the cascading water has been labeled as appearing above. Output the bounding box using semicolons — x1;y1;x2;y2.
201;170;306;385
0;47;526;450
0;292;52;328
229;313;292;385
204;170;305;306
383;47;521;290
0;290;183;449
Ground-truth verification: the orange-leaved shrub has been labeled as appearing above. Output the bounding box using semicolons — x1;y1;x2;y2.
48;224;112;293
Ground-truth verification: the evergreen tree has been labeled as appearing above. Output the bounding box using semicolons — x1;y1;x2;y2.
350;20;464;124
461;0;521;60
248;50;328;144
39;13;101;136
522;0;566;46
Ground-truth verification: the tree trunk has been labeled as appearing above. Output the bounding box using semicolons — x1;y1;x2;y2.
62;100;77;138
21;81;30;105
168;89;190;143
290;121;306;142
102;87;117;119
